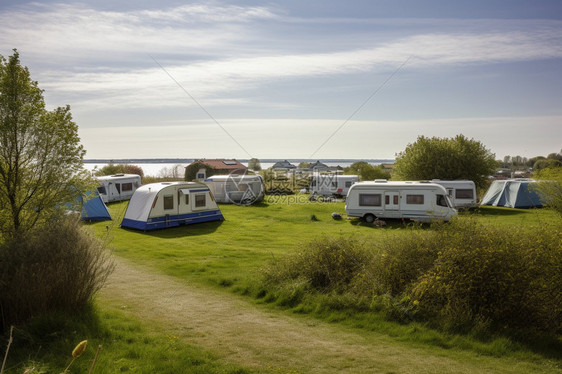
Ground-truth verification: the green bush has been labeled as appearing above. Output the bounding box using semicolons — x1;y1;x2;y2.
259;218;562;336
262;237;371;296
0;217;114;331
409;219;562;334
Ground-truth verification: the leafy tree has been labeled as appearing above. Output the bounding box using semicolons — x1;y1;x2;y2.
547;151;562;162
534;158;562;170
298;161;310;169
393;135;497;190
534;166;562;215
248;157;262;171
0;50;89;237
344;161;390;181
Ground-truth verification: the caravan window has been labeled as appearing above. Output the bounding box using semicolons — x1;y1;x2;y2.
115;183;121;194
195;194;206;208
122;183;133;192
163;195;174;210
185;195;189;205
345;181;353;188
437;194;448;207
406;195;424;204
455;189;474;199
97;186;106;195
359;194;381;206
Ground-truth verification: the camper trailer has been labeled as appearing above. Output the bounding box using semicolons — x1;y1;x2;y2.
345;180;457;223
203;174;264;204
121;182;224;230
310;174;359;197
431;180;477;209
96;174;141;203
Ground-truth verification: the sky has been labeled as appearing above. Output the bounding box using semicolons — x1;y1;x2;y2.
1;0;561;160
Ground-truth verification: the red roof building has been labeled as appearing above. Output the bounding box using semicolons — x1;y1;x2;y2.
187;159;248;180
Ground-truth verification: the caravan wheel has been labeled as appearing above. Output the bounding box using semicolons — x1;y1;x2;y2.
363;214;376;224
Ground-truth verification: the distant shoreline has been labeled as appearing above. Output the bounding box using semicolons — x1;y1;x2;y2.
83;158;395;164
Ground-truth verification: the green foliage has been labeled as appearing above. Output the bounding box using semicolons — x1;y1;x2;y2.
259;218;562;336
410;219;562;334
533;158;561;170
247;157;261;171
94;163;144;178
344;161;390;181
262;237;370;295
534;167;562;214
0;50;89;237
393;134;497;190
184;161;216;181
0;217;114;331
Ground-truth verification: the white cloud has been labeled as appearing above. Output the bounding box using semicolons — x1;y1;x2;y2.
36;28;562;111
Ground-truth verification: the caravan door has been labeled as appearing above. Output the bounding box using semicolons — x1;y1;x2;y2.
384;192;400;218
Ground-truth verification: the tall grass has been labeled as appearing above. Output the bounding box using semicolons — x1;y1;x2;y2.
0;217;114;331
258;218;562;337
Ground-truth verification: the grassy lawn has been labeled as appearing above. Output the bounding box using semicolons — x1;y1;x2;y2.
4;303;248;374
76;197;561;372
92;199;558;289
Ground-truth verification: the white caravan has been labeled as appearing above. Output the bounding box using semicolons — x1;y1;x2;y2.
310;174;359;197
431;180;477;209
345;180;457;223
203;174;265;204
96;174;142;203
121;182;224;230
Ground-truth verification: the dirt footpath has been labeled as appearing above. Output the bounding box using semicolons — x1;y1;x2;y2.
100;256;538;374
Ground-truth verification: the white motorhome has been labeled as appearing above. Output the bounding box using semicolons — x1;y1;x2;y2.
121;182;224;230
96;174;141;203
345;180;457;223
431;180;477;209
203;174;264;204
310;174;359;197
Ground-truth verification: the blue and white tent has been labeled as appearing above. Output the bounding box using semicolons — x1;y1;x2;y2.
78;191;112;221
480;179;542;208
121;182;224;230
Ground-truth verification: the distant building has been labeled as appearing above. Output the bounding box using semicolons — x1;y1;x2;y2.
188;159;247;180
308;160;329;171
271;160;297;169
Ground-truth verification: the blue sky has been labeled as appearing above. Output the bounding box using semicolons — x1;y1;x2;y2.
1;1;561;160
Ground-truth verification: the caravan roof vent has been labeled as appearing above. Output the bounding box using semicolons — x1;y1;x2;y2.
374;179;387;183
112;173;125;177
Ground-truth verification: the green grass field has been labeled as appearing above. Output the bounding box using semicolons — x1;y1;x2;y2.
92;198;559;290
5;197;560;373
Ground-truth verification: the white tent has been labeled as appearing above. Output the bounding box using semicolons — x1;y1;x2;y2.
480;179;543;208
121;182;224;230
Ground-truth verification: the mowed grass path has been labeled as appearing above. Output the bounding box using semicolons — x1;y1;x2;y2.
92;198;561;373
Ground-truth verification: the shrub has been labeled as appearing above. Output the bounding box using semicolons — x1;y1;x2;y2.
262;237;371;295
0;217;114;331
409;219;562;334
259;218;562;336
534;167;562;215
